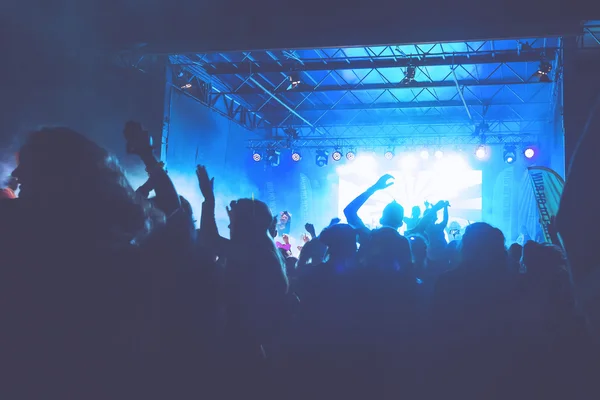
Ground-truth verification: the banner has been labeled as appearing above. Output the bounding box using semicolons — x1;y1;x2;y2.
527;166;565;243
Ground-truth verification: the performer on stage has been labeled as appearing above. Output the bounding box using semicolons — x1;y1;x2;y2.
277;211;292;236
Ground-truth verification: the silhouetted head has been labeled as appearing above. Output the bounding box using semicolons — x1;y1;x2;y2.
411;205;421;219
320;223;357;261
362;227;412;272
380;200;404;229
11;127;156;239
508;243;523;263
227;198;273;242
522;241;567;276
460;222;507;267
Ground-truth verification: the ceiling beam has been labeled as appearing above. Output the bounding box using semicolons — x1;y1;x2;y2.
196;49;557;75
247;134;539;150
252;99;547;113
271;116;546;128
216;79;548;95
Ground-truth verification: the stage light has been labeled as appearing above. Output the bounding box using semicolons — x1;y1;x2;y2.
346;151;356;161
291;151;301;162
503;146;516;164
316;150;329;167
475;145;487;160
266;148;280;167
384;150;394;160
252;152;262;162
332;150;342;161
434;150;444;159
533;60;552;83
524;147;535;159
181;83;192;89
288;72;301;90
419;149;429;160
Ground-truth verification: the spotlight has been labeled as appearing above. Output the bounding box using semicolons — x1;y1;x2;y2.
332;150;342;161
434;150;444;159
524;147;535;159
503;145;516;164
252;151;262;162
346;151;356;161
419;149;430;160
384;150;394;160
475;145;487;160
266;148;280;167
291;151;301;162
533;60;552;83
181;83;192;89
288;72;301;90
315;150;329;167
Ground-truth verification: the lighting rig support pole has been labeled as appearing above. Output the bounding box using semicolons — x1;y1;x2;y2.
161;62;173;164
247;76;325;135
452;66;473;121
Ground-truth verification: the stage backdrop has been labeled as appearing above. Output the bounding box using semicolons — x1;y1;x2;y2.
164;90;258;233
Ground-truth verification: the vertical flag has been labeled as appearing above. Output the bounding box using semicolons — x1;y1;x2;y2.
527;166;565;243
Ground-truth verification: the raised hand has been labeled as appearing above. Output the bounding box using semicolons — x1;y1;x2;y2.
196;165;215;201
302;233;310;243
372;174;395;191
282;234;290;245
328;217;341;226
305;223;316;237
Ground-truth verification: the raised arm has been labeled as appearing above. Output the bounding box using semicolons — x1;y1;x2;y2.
124;121;180;215
196;165;229;257
343;174;394;229
410;201;446;234
437;202;450;230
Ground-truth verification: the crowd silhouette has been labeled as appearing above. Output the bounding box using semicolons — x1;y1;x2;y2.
0;117;598;400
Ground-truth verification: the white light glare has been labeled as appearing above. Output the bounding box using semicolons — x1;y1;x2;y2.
434;150;444;159
400;155;418;170
419;150;429;160
524;148;535;159
475;145;487;160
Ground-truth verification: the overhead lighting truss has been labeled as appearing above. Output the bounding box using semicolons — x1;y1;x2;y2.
201;46;560;75
168;56;271;131
247;134;538;151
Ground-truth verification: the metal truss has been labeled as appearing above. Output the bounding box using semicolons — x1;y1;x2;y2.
262;99;548;112
580;21;600;49
168;56;271;131
247;134;539;151
221;79;546;95
202;47;559;75
267;119;545;138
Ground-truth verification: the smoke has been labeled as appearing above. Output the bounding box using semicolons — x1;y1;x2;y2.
125;164;259;238
0;155;17;188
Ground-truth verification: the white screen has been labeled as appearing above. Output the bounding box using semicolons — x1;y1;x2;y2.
337;153;482;233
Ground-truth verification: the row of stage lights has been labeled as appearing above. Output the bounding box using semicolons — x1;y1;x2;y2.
253;145;536;167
